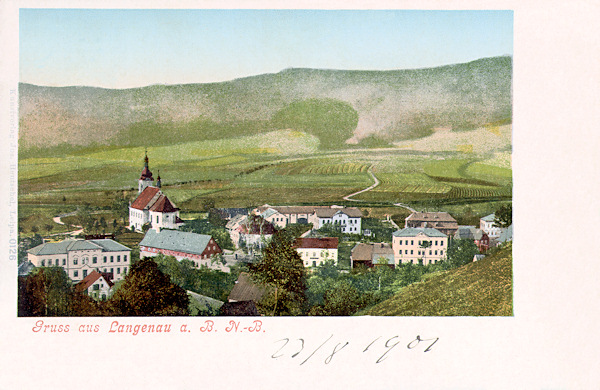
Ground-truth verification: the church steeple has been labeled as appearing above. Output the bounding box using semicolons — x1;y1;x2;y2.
156;170;162;188
138;150;154;193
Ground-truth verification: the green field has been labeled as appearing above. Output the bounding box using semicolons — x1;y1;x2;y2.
18;127;512;235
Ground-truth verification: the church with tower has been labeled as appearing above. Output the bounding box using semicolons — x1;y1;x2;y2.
129;152;184;232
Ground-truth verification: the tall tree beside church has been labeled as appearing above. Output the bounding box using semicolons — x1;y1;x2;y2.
249;230;307;315
109;258;189;316
111;195;130;225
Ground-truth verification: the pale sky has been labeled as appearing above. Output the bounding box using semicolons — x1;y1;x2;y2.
20;9;513;89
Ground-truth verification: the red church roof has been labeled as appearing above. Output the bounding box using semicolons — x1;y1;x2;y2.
131;187;161;210
131;186;179;213
150;195;179;213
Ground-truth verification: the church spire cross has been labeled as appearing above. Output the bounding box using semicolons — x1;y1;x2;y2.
144;149;149;168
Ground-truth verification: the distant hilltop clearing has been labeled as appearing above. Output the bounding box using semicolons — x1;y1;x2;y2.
19;56;511;153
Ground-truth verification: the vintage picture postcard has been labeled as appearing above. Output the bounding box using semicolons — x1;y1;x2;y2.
1;0;598;388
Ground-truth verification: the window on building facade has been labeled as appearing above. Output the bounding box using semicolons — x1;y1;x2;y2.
55;259;59;265
92;257;97;264
110;268;113;274
117;255;121;262
103;256;107;263
62;259;66;266
83;270;87;278
124;267;127;274
74;271;78;277
411;250;413;254
93;284;99;291
74;259;78;265
110;256;114;262
41;260;45;266
124;255;128;262
117;268;120;274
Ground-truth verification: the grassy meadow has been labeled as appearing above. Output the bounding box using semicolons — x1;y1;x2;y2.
365;243;513;316
18;130;512;242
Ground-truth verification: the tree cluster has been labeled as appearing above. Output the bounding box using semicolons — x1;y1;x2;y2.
152;254;239;302
18;259;191;317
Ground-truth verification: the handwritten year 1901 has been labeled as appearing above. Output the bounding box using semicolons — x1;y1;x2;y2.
272;334;439;365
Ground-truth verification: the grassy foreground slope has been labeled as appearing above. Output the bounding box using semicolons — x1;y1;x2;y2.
365;243;512;316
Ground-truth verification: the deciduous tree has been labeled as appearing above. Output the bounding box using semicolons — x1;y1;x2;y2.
494;204;512;228
446;238;479;268
249;230;307;315
18;267;73;316
109;258;189;316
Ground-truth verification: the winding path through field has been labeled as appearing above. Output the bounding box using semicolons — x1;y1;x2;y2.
343;168;417;214
52;211;84;236
343;169;380;202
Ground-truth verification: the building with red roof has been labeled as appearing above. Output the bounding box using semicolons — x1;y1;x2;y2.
129;152;184;232
294;237;339;267
74;270;114;301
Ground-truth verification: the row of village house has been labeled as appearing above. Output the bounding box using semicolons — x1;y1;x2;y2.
23;207;511;297
21;153;512;299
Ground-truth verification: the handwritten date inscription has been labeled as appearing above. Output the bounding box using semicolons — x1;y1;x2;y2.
272;334;439;365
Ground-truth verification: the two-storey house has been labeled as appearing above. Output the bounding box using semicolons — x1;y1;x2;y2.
392;227;448;265
27;238;132;282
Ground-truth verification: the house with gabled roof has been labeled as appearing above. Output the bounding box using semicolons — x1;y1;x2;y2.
129;152;184;232
227;272;268;310
257;207;288;229
480;213;503;239
294;237;339;267
74;270;114;301
228;215;276;250
405;212;458;237
310;206;363;234
351;242;395;269
455;226;490;252
27;238;131;282
139;229;223;270
251;204;364;233
392;227;448;265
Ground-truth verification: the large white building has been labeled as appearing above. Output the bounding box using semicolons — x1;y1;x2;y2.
252;204;363;234
27;239;132;282
129;152;184;232
310;207;363;234
392;227;448;265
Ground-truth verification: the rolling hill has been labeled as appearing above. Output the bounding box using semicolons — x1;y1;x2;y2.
19;56;512;155
365;243;513;316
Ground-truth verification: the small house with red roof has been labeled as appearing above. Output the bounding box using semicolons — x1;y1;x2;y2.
74;270;114;301
129;152;184;232
294;237;339;267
